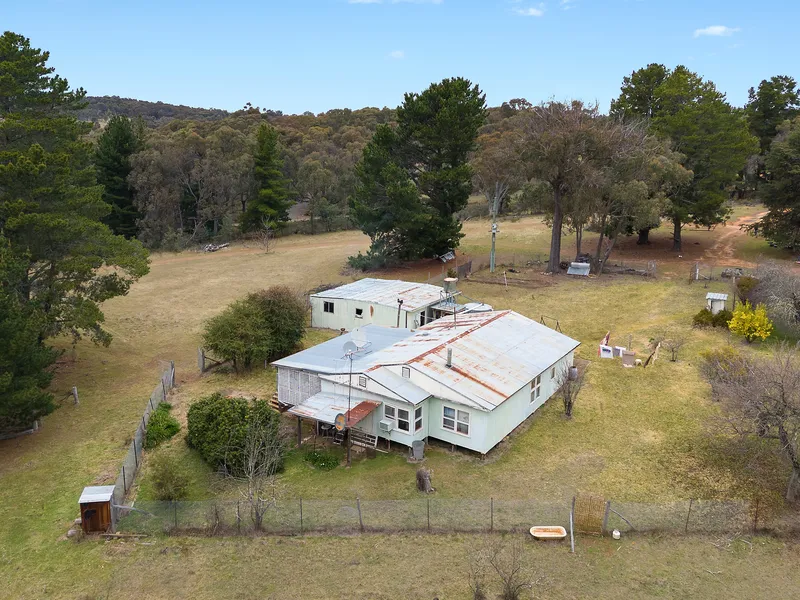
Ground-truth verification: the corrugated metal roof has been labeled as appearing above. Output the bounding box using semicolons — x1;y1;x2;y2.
272;325;413;374
287;392;378;426
706;292;729;301
311;278;449;312
366;311;580;410
368;367;431;404
79;486;115;504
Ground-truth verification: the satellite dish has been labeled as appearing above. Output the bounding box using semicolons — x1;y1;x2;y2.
334;413;346;432
342;340;359;356
351;327;368;347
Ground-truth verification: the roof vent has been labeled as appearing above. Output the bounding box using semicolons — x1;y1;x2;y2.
446;347;453;368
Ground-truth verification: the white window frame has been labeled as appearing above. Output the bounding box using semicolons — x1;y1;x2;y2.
414;406;423;432
323;301;334;314
530;374;542;403
358;375;367;388
397;408;411;433
401;366;411;379
384;405;395;421
355;308;363;319
442;405;470;437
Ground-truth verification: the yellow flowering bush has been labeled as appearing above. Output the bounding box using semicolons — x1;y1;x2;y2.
728;301;773;343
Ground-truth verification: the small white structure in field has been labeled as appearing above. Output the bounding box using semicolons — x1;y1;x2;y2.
706;292;729;315
598;345;614;359
310;278;465;331
567;262;591;277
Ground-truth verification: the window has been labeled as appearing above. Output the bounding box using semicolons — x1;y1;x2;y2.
443;406;469;436
358;375;367;387
402;366;411;379
323;301;334;314
384;405;395;421
551;367;556;379
355;308;363;319
530;375;542;403
397;408;410;432
414;407;423;432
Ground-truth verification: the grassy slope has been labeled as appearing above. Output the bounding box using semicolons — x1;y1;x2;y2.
0;205;796;599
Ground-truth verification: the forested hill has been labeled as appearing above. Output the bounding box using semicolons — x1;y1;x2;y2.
78;96;230;126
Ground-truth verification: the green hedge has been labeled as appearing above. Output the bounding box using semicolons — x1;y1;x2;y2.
144;403;180;450
186;393;284;476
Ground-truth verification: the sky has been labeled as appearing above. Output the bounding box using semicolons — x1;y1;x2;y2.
5;0;799;114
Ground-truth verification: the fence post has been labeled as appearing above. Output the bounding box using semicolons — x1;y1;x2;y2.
602;501;611;535
490;498;494;533
752;497;760;534
122;465;127;494
236;500;241;535
72;386;79;405
133;439;138;469
356;497;364;533
141;415;146;431
427;498;431;533
299;497;304;535
685;498;694;533
170;361;175;387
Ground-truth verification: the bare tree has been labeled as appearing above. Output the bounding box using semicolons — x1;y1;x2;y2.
228;419;286;530
557;364;586;418
255;220;275;253
469;537;538;600
749;262;800;335
702;344;800;501
651;328;688;362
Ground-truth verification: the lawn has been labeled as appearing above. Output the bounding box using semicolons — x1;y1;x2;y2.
1;203;797;599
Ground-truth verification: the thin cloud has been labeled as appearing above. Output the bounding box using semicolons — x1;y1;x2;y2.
514;3;545;16
693;25;740;38
389;50;405;59
348;0;443;3
560;0;574;9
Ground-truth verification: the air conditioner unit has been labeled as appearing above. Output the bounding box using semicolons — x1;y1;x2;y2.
379;419;394;433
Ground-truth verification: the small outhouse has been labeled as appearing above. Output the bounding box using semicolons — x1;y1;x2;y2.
706;292;729;315
79;486;115;534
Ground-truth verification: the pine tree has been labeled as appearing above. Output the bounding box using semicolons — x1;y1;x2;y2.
350;78;486;263
240;123;291;232
0;238;59;433
94;115;145;238
0;32;149;345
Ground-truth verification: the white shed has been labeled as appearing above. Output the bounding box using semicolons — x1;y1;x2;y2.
310;278;464;331
706;292;729;315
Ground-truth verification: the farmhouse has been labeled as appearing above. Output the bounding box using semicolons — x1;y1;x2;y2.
273;310;580;455
310;277;475;331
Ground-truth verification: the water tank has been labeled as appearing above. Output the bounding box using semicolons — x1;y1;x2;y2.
443;277;458;293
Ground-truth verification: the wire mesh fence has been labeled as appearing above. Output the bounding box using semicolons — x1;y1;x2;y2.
110;363;175;530
114;496;796;538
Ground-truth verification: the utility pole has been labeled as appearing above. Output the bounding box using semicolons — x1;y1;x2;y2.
346;351;354;468
490;193;500;273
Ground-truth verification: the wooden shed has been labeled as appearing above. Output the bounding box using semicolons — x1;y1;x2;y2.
79;486;114;534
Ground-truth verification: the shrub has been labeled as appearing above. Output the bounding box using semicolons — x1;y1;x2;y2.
736;276;760;303
160;229;192;252
347;248;398;271
202;285;306;371
247;286;307;359
692;308;714;328
144;402;180;450
712;309;733;328
186;393;285;476
303;449;340;471
150;453;190;501
729;301;774;342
